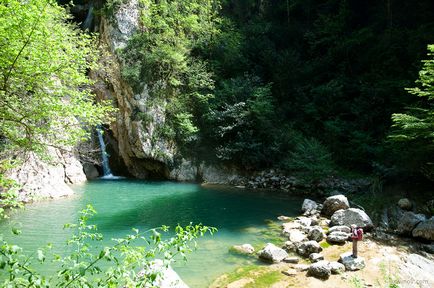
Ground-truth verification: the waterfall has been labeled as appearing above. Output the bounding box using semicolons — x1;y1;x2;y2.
96;127;112;177
82;4;94;31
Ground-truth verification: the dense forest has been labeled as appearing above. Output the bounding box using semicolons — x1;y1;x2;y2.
117;0;434;180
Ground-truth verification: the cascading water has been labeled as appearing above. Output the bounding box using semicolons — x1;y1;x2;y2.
96;127;123;180
82;4;94;31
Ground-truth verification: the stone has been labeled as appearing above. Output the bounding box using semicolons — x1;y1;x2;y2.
397;198;412;210
294;264;310;272
327;225;351;234
282;269;297;276
277;215;292;221
296;240;322;257
282;241;296;252
326;232;350;244
283;256;300;264
308;260;331;279
329;261;345;274
288;229;307;243
412;218;434;241
386;205;405;231
421;244;434;254
339;252;366;271
309;253;324;262
330;208;374;231
307;226;325;242
83;163;99;179
282;222;302;235
321;195;350;217
397;212;426;235
140;259;189;288
258;243;289;263
295;216;312;227
302;199;318;213
231;244;255;254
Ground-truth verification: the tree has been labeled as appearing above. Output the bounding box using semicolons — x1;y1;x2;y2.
0;0;113;156
390;45;434;180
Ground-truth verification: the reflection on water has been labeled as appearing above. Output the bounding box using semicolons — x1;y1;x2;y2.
0;180;301;287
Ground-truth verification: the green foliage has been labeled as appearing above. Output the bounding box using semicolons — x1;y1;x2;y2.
282;137;335;180
0;205;216;287
0;0;114;155
390;44;434;180
0;160;21;219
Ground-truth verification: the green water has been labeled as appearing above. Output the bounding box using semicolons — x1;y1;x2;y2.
0;180;301;287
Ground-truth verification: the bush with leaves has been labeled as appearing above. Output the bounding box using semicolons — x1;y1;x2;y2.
0;205;216;287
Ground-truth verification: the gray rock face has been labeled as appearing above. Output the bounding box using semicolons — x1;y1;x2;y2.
309;253;324;262
398;253;434;288
326;232;350;244
412;218;434;241
307;226;325;242
258;243;289;263
231;244;255;254
7;149;86;201
397;212;426;235
296;240;322;257
330;208;374;231
327;225;351;234
308;260;331;279
397;198;412;210
339;252;365;271
141;259;189;288
302;199;318;214
386;205;405;231
329;261;345;274
321;195;350;217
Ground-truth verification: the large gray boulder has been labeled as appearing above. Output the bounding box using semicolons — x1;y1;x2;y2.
397;212;426;235
327;225;351;234
339;252;365;271
412;218;434;241
308;260;331;279
296;240;322;257
302;199;318;214
326;231;350;244
330;208;374;231
307;226;325;242
258;243;289;263
321;195;350;217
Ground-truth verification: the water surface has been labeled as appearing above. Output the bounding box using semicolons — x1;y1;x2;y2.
0;180;301;287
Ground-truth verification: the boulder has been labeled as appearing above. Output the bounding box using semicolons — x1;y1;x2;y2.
307;226;325;242
412;218;434;241
397;212;426;235
321;195;350;217
329;261;345;274
288;229;307;243
309;253;324;262
386;205;405;231
296;240;322;257
308;260;331;279
231;244;255;255
282;222;302;235
258;243;289;263
327;225;351;234
330;208;374;231
326;231;350;244
339;252;365;271
283;256;300;264
302;199;318;213
282;241;296;252
277;215;292;221
140;259;189;288
398;198;412;211
295;216;312;227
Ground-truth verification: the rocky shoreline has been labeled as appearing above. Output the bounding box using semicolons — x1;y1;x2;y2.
213;194;434;288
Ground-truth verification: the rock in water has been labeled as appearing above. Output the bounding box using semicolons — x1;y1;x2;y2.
308;260;331;279
321;195;350;217
397;212;426;235
412;217;434;241
330;208;374;231
397;198;412;211
339;252;365;271
258;243;289;263
231;244;255;254
141;260;189;288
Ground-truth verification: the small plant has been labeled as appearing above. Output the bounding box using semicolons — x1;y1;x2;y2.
0;205;216;287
